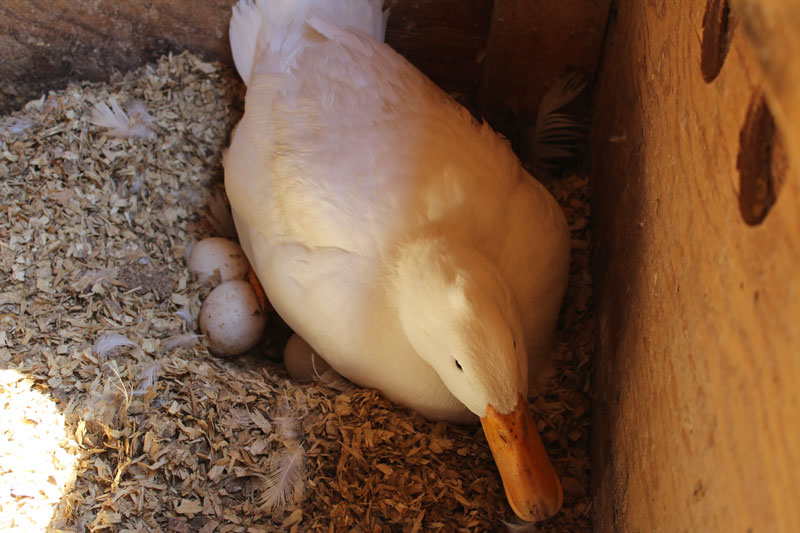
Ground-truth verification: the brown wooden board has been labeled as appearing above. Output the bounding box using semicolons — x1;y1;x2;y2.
0;0;235;113
0;0;493;114
590;1;800;531
478;0;612;134
384;0;493;107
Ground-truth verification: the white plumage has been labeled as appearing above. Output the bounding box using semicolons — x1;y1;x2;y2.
224;0;570;520
225;0;570;421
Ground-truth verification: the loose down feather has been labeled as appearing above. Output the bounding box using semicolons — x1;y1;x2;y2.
90;98;156;140
258;405;307;512
258;444;306;512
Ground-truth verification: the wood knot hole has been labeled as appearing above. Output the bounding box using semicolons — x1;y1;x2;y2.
736;94;787;226
701;0;735;82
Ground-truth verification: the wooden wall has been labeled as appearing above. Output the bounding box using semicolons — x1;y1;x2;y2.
0;0;610;137
0;0;486;114
0;0;233;114
480;0;610;137
590;1;800;531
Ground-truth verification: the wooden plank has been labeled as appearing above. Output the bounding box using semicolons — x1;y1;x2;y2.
478;0;612;132
384;0;493;106
0;0;235;113
590;1;800;531
0;0;493;114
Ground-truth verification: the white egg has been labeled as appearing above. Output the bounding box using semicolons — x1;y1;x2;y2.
187;237;250;283
283;333;330;381
199;280;267;356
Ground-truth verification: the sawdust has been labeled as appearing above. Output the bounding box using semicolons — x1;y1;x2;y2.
0;52;593;532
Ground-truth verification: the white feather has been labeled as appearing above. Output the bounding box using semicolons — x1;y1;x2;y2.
183;242;195;262
537;74;586;116
93;332;137;358
274;412;300;442
259;444;305;512
0;116;35;137
133;360;163;396
206;190;237;239
229;0;387;85
163;332;199;351
175;305;195;329
84;366;131;427
90;98;156;140
260;400;308;511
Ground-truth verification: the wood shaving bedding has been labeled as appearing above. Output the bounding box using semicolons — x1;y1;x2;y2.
0;52;593;532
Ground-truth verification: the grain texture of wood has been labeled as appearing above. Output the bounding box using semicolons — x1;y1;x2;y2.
479;0;612;132
590;1;800;531
729;0;800;170
0;0;493;114
384;0;493;106
0;0;235;113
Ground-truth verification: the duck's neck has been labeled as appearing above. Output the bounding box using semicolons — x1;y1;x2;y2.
386;233;518;318
386;234;522;352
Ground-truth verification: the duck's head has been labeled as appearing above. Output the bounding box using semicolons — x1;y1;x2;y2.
390;236;563;522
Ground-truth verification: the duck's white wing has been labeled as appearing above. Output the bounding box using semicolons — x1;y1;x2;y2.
248;237;377;366
245;232;462;418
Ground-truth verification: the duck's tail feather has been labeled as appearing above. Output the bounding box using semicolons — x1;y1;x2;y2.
229;1;265;86
229;0;388;86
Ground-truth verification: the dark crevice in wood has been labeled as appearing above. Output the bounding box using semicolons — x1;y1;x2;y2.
701;0;735;83
737;93;787;226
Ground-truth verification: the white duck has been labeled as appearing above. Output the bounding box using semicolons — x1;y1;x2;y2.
224;0;571;521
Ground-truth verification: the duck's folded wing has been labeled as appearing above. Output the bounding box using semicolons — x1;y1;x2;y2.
252;239;379;357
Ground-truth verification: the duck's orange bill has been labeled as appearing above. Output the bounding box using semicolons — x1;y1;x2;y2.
480;394;563;522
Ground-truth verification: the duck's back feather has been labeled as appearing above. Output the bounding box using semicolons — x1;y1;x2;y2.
228;24;526;254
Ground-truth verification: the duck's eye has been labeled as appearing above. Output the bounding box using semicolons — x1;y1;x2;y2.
455;360;463;371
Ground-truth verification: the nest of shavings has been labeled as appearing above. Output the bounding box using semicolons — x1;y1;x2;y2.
0;52;593;532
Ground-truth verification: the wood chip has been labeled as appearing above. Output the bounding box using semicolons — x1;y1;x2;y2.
175;499;203;516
